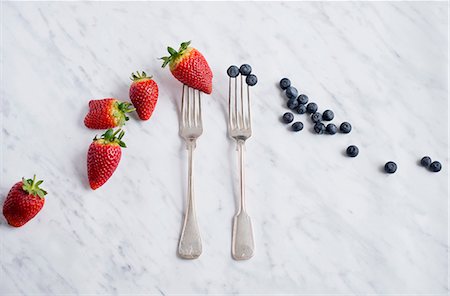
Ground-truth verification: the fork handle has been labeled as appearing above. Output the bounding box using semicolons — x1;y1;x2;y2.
232;140;255;260
178;141;202;259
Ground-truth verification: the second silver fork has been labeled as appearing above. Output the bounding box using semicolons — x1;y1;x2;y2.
178;84;203;259
229;74;255;260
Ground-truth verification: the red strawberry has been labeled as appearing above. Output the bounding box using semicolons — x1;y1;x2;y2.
3;175;47;227
129;72;159;120
87;128;126;190
84;98;135;129
161;41;213;94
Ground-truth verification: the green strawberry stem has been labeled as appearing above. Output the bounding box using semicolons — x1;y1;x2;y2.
116;101;136;125
95;128;127;148
22;175;47;199
130;71;153;82
160;40;191;68
118;102;136;114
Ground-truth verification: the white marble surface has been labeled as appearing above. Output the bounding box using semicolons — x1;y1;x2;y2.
0;1;448;295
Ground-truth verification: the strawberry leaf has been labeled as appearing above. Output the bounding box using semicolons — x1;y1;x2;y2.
97;128;127;148
21;175;47;198
167;47;177;55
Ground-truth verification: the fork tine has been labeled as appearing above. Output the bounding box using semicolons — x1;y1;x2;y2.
239;75;244;129
188;86;192;127
197;90;202;126
192;87;197;126
246;83;251;130
181;84;187;127
228;77;234;130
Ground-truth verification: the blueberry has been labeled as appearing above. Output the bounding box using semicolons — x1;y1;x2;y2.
246;74;258;86
311;112;322;123
297;94;309;105
306;102;318;114
322;110;334;121
326;123;337;135
314;122;326;134
429;161;442;172
420;156;432;167
282;112;294;124
296;104;307;114
346;145;359;157
287;99;299;110
227;65;240;78
292;121;304;132
285;87;298;100
279;78;291;90
239;64;252;76
340;122;352;134
384;161;397;174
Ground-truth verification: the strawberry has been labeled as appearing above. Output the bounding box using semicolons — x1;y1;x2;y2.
161;41;213;94
84;98;135;129
87;128;126;190
3;175;47;227
129;72;159;121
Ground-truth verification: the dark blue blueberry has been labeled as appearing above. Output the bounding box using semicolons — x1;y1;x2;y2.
297;94;309;105
306;102;318;114
322;110;334;121
346;145;359;157
384;161;397;174
311;112;322;123
429;161;442;172
292;121;304;132
340;122;352;134
296;104;307;114
314;122;326;134
246;74;258;86
279;78;291;90
227;65;240;78
285;87;298;99
326;123;337;135
282;112;294;124
239;64;252;76
287;99;299;110
420;156;432;167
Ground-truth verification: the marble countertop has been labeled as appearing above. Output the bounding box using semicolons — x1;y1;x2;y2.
1;1;448;295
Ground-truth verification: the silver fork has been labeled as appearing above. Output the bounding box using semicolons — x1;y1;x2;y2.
178;84;203;259
229;74;255;260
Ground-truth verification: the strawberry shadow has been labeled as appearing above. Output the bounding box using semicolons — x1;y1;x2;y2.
72;146;91;190
0;194;8;227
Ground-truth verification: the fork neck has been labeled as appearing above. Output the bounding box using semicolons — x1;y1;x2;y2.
186;138;197;150
237;139;247;212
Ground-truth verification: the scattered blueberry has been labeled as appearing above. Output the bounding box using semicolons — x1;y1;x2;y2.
420;156;432;167
326;123;337;135
311;112;322;123
227;65;240;78
286;87;298;100
292;121;304;132
297;94;309;105
282;112;294;124
239;64;252;76
322;110;334;121
340;122;352;134
296;104;306;115
279;78;291;90
246;74;258;86
346;145;359;157
429;161;442;172
287;99;299;110
314;122;326;134
306;102;318;114
384;161;397;174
